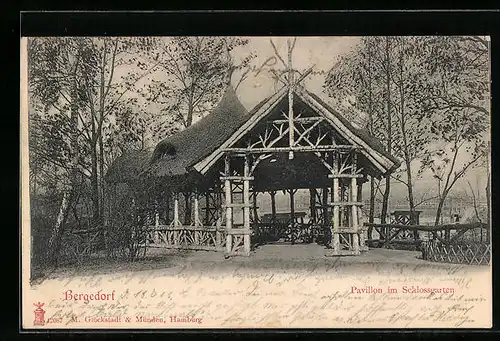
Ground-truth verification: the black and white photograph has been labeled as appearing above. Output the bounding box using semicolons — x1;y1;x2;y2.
21;35;491;328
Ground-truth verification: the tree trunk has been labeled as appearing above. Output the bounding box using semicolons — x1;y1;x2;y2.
99;133;105;228
47;67;80;266
47;191;72;265
90;143;100;226
434;196;446;226
380;37;392;225
486;142;491;226
368;177;375;239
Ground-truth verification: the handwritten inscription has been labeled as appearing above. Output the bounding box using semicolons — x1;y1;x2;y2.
25;260;490;328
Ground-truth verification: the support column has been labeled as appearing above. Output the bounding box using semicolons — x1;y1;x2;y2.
224;155;233;254
309;188;316;224
287;39;295;161
289;189;296;244
173;192;180;247
173;193;180;227
184;192;192;225
154;200;160;243
351;153;360;254
252;191;258;224
358;181;367;251
194;192;201;246
270;190;277;223
322;187;329;225
332;153;340;252
351;177;360;254
243;155;251;255
165;193;170;224
194;193;201;227
205;191;210;225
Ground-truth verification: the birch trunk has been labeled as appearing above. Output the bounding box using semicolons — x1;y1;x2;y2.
47;53;80;265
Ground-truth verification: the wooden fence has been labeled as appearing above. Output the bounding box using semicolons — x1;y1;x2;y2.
252;222;329;245
144;225;227;251
422;240;491;265
364;222;491;265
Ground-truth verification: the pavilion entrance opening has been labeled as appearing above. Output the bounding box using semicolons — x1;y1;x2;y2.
249;151;333;247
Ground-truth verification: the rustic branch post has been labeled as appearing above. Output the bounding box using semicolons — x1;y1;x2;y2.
289;189;295;244
173;192;180;246
287;39;295;160
331;153;340;252
309;188;316;224
224;154;233;254
243;155;251;255
154;200;159;243
194;192;201;245
270;190;277;223
351;153;360;253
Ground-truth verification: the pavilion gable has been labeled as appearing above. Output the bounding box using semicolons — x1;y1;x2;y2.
193;85;400;177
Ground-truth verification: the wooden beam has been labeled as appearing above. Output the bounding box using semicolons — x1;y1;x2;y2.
294;119;324;146
294;86;394;174
220;176;255;181
363;222;488;232
194;86;288;174
222;145;358;153
327;202;364;206
328;174;364;178
272;117;323;124
295;66;314;85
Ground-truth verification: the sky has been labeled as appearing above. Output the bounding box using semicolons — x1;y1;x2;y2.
229;36;360;110
30;36;489;200
225;37;489;200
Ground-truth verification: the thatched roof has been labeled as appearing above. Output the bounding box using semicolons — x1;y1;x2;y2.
147;85;249;178
105;148;153;184
106;84;400;187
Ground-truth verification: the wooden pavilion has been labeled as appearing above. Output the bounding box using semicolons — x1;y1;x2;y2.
107;82;400;257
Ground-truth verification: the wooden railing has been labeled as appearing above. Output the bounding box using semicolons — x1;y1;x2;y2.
363;222;491;265
252;222;329;245
144;225;227;251
364;222;489;249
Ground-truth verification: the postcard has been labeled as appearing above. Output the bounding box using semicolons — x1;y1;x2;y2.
21;35;491;329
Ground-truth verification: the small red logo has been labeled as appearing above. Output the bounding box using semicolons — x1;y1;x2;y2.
33;302;45;326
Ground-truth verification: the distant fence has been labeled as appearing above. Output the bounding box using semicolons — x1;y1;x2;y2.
364;222;491;265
